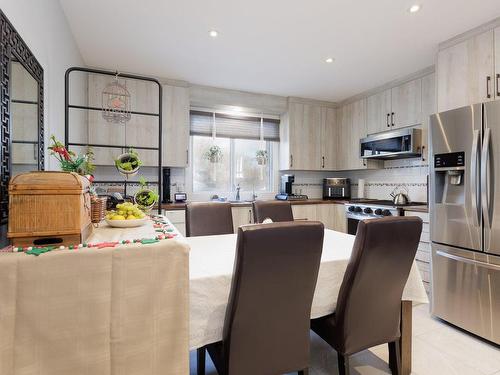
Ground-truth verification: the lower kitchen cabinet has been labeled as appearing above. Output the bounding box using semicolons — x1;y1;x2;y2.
163;209;186;236
291;204;318;221
292;203;347;233
231;206;254;232
405;210;430;294
316;204;347;232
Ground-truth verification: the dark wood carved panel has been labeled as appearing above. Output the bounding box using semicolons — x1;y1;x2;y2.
0;10;43;228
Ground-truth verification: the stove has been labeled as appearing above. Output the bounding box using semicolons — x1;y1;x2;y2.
344;199;425;235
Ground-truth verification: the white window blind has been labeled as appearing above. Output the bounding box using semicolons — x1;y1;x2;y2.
190;110;280;141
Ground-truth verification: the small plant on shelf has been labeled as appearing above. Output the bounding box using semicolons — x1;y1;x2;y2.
134;177;159;211
48;135;95;177
255;149;268;165
115;148;142;176
203;145;223;163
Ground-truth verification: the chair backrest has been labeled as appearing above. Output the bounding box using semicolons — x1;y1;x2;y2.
185;202;234;237
334;216;422;355
221;221;324;375
252;200;294;223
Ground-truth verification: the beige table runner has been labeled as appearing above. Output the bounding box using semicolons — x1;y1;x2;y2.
0;240;189;375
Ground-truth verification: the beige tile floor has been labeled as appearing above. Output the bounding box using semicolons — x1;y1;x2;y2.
189;304;500;375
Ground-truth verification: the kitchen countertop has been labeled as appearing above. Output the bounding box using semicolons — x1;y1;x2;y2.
161;198;349;211
402;205;429;213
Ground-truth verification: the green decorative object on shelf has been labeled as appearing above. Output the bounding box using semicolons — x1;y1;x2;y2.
114;148;142;176
134;177;159;211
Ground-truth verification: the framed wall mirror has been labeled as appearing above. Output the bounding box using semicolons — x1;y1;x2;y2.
0;10;44;247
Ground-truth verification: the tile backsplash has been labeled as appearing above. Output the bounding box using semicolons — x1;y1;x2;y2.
157;158;429;203
289;158;429;202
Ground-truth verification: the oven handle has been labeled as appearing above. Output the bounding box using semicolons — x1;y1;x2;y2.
436;250;500;271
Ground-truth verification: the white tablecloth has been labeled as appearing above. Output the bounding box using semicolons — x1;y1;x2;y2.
186;229;429;350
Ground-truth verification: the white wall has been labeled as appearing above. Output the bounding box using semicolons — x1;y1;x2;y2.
0;0;85;170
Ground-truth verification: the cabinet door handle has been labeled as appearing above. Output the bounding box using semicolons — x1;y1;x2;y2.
290;154;293;168
386;113;390;127
487;76;492;99
186;149;189;165
421;145;426;162
322;156;325;168
496;74;500;97
391;112;395;127
248;209;252;223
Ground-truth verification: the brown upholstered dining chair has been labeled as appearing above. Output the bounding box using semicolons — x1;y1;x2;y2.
185;202;234;237
311;216;422;375
197;221;325;375
252;200;294;223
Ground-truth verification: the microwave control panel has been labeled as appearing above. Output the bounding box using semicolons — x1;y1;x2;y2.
434;152;465;168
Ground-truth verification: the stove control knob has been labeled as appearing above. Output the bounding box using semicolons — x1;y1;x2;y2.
382;209;392;216
348;206;355;212
363;207;373;214
374;208;383;215
354;206;362;213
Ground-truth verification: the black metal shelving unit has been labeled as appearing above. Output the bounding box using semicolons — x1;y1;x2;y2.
64;67;163;214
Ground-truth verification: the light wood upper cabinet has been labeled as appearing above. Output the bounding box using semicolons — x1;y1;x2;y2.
366;78;423;134
280;101;323;170
437;30;495;112
320;107;337;170
162;84;190;167
391;79;422;129
366;89;391;134
420;73;436;163
495;27;500;99
349;99;367;169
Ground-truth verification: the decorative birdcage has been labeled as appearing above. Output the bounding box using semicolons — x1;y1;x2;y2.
101;73;131;124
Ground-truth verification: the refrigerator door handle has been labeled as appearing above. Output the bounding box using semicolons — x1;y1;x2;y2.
436;250;500;271
471;129;480;227
481;128;492;228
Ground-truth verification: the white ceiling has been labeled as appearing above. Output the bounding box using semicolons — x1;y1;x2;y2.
60;0;500;102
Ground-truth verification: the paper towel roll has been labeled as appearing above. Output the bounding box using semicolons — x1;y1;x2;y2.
358;179;365;198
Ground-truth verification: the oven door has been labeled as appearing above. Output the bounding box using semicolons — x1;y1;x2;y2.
347;216;360;235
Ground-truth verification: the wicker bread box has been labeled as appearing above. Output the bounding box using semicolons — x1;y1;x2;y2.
8;171;93;247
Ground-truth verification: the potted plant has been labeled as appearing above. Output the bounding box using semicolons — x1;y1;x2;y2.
134;177;159;211
115;148;142;176
204;145;223;163
255;149;268;165
48;135;95;176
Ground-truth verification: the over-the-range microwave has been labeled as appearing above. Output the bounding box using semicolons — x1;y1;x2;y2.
360;128;422;160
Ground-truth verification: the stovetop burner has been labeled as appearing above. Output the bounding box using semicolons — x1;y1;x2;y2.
348;199;427;207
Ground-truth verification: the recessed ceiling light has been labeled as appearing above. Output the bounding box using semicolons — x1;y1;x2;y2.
325;57;334;63
209;30;219;38
408;4;421;13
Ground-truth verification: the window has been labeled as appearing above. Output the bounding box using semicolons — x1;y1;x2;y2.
190;111;279;193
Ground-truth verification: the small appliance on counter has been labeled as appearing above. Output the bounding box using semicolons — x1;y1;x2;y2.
174;192;187;203
323;178;350;199
275;174;308;201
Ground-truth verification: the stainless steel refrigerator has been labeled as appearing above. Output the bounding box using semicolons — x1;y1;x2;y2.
430;102;500;345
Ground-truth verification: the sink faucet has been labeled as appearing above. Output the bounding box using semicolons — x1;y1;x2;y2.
235;184;241;201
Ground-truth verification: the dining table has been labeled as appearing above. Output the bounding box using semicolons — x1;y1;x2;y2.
183;228;429;375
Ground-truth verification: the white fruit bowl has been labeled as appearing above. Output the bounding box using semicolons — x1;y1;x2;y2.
105;217;148;228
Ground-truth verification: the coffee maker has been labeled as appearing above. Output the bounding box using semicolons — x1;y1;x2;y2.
275;174;308;201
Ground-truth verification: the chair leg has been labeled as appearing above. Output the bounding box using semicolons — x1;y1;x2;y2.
298;368;309;375
337;353;350;375
197;347;206;375
388;340;401;375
